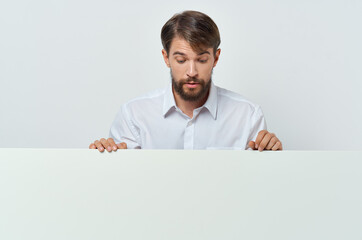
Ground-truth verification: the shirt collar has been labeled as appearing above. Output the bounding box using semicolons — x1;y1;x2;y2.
162;83;177;117
203;81;218;119
162;81;218;120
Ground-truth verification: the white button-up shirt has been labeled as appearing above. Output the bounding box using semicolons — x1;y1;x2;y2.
109;82;267;149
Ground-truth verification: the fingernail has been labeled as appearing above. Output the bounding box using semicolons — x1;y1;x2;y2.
255;144;258;148
100;147;104;151
107;146;111;151
113;146;117;150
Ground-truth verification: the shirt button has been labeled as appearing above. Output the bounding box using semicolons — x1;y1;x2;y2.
187;121;192;127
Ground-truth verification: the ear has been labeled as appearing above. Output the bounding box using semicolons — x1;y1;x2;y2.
213;48;221;68
162;49;170;68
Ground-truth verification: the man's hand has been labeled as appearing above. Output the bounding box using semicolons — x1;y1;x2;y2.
248;130;282;151
89;138;127;152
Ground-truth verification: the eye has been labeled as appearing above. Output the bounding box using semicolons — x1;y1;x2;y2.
177;60;185;64
199;59;208;63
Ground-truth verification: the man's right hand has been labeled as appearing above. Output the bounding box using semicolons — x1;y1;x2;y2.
89;138;127;152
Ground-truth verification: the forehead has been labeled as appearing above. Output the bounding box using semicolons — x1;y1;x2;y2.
169;37;212;56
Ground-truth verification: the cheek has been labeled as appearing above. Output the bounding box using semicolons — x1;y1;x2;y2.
199;64;213;77
170;69;183;82
170;65;186;76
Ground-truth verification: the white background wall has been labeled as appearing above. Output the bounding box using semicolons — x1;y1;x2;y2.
1;0;361;150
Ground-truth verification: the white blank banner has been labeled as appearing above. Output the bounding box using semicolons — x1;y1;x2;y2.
0;149;361;239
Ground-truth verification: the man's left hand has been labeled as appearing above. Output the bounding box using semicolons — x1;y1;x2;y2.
248;130;283;151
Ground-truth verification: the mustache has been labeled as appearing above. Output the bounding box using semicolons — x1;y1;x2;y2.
181;78;204;84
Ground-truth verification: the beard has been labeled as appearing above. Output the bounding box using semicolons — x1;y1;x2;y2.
171;71;212;102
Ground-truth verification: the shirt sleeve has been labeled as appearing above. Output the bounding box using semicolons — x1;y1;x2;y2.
109;104;141;149
246;105;267;149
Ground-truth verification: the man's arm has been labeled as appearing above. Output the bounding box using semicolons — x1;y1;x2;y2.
246;105;282;151
89;104;141;152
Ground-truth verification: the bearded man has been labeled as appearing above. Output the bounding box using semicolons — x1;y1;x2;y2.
89;10;283;152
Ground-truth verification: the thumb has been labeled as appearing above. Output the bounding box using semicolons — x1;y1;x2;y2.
248;141;256;150
116;142;128;149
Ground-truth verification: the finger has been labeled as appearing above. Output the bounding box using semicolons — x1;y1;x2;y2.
89;143;96;149
258;132;272;151
265;136;277;150
248;141;256;150
272;141;282;151
94;140;105;152
117;142;127;149
100;138;112;152
254;130;268;149
107;138;118;151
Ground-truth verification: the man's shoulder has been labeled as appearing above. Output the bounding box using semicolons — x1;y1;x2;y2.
120;86;166;112
215;85;261;110
126;86;165;104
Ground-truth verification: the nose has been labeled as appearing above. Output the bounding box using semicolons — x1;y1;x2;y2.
186;61;198;78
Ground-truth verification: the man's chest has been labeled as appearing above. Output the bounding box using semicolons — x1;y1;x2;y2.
134;112;252;149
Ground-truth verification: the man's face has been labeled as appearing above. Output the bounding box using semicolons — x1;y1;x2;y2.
162;37;220;102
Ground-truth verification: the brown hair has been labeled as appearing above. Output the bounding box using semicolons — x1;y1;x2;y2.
161;10;221;56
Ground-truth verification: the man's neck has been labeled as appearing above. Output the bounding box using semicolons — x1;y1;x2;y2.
172;88;209;118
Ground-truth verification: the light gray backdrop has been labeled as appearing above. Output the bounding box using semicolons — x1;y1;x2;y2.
1;0;361;150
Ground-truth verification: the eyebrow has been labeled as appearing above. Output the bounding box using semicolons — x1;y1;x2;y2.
173;50;211;56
